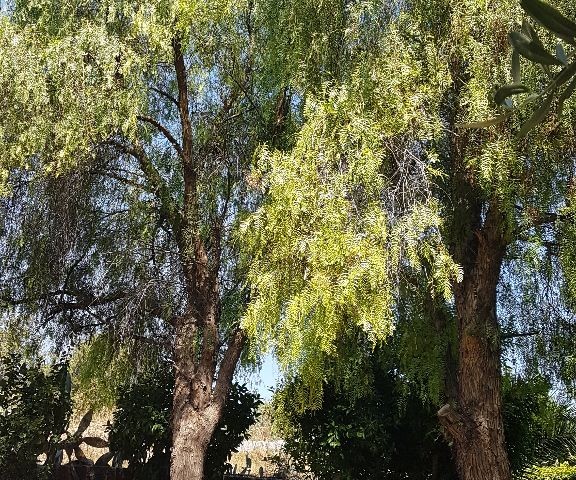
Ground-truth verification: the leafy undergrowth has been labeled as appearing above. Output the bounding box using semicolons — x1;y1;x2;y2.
523;463;576;480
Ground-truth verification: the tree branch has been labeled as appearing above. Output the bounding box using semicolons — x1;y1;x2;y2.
104;139;183;245
48;290;127;315
502;329;539;339
136;115;184;160
172;38;194;165
213;328;246;408
150;86;179;107
95;170;152;191
173;36;200;296
0;289;71;306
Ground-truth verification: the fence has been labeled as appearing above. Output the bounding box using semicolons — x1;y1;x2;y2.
54;465;132;480
53;465;282;480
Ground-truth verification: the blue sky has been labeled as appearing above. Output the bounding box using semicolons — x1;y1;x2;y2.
250;353;281;401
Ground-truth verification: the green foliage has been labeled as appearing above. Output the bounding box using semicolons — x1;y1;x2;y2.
0;9;144;191
558;194;576;325
107;365;172;480
275;361;576;480
272;349;456;480
524;463;576;480
482;0;576;136
502;374;576;477
205;383;262;480
0;352;71;480
0;320;44;361
241;22;461;398
108;364;262;480
395;290;456;405
0;0;263;394
70;333;159;411
241;0;576;410
255;0;394;90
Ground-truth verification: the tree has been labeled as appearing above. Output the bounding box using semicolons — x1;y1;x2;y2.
240;0;576;479
273;346;456;480
0;2;288;479
273;350;576;480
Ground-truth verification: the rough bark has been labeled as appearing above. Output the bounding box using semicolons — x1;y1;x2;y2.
170;405;215;480
439;207;511;480
432;50;513;480
170;302;245;480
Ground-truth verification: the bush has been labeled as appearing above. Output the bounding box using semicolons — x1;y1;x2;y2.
273;361;456;480
524;463;576;480
0;352;71;480
503;375;576;476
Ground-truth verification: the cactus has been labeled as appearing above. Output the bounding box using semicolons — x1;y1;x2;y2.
52;410;110;466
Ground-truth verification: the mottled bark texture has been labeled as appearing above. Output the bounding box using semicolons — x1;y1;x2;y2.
433;52;512;480
440;209;510;480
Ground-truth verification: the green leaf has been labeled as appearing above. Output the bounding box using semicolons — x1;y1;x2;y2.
522;19;545;49
95;452;114;467
517;93;554;137
82;436;109;448
525;93;542;103
509;31;563;65
457;113;511;128
543;61;576;95
72;410;93;438
494;83;531;105
556;44;568;65
521;0;576;45
512;50;521;83
557;76;576;116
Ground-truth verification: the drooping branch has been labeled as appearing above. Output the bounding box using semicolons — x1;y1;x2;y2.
501;329;539;339
0;289;71;306
1;288;126;310
133;333;172;349
150;86;179;108
93;169;152;192
48;289;128;315
104;139;183;245
514;205;576;235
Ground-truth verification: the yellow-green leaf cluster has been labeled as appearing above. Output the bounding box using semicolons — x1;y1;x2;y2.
0;14;146;192
241;36;460;397
524;462;576;480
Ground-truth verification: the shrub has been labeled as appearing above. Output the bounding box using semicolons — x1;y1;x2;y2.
524;463;576;480
0;352;71;480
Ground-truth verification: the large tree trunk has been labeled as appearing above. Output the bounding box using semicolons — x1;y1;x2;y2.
171;375;221;480
170;310;212;480
170;407;214;480
439;208;511;480
170;308;245;480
